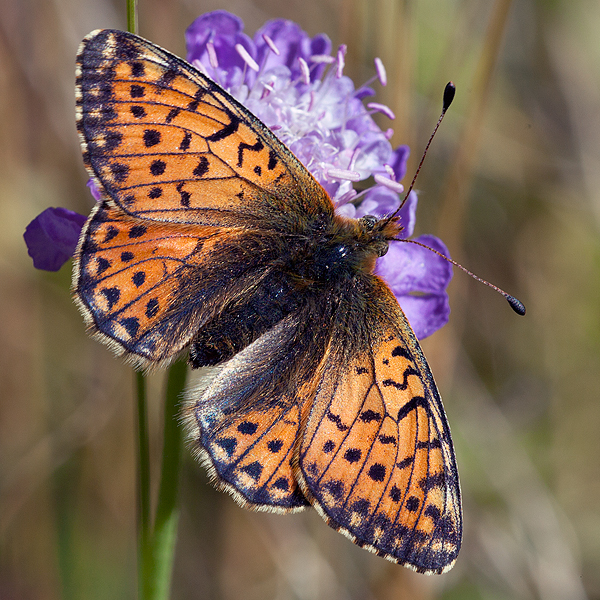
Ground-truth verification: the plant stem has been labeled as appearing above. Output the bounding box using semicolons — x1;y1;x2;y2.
136;371;151;596
149;360;187;598
127;0;138;35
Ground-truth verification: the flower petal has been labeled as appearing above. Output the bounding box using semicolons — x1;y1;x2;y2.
377;233;452;294
355;187;400;219
397;293;451;340
255;19;332;81
389;144;410;181
186;11;255;87
86;179;103;201
24;207;86;271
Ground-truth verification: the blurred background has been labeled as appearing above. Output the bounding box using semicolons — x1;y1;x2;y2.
1;0;599;598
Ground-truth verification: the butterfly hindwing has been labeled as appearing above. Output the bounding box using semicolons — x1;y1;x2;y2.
297;276;461;574
76;29;333;230
184;307;334;511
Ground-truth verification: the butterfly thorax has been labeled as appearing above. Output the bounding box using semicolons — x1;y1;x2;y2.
188;214;401;369
290;214;402;284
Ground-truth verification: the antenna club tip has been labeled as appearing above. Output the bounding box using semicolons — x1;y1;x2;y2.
443;82;456;111
507;295;526;316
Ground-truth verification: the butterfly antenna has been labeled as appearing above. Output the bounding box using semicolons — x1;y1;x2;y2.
389;82;456;219
402;238;526;315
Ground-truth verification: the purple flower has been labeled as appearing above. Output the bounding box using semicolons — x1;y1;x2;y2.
24;208;86;271
186;15;451;337
376;235;452;340
25;11;452;339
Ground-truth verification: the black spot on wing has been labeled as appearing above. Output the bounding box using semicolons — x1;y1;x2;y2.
207;114;240;142
101;287;120;309
382;366;420;391
267;440;283;453
130;84;144;98
326;411;348;431
193;157;209;177
130;61;145;77
132;271;145;287
179;131;192;151
143;129;161;147
237;139;264;167
391;345;413;360
128;225;147;238
216;437;237;457
367;463;386;482
150;160;166;176
343;448;362;463
130;105;146;118
120;317;140;337
145;298;159;318
237;421;258;435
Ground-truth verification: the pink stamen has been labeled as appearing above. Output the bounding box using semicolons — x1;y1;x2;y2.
337;189;358;204
262;34;280;56
367;102;395;120
206;42;219;69
374;57;387;86
326;167;360;181
384;164;395;178
308;90;316;112
298;58;311;85
384;128;394;140
374;174;404;193
310;54;336;64
336;45;347;78
260;84;273;100
235;43;259;72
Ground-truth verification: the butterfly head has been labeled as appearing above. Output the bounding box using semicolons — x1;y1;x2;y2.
305;213;403;280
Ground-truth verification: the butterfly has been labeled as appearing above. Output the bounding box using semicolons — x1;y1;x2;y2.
73;29;461;574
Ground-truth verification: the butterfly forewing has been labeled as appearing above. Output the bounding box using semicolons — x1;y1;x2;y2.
297;278;461;574
76;29;333;229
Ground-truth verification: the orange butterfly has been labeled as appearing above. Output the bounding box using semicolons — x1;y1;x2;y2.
73;29;461;574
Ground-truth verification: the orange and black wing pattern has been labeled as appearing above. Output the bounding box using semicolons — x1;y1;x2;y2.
73;29;332;365
75;29;333;229
184;276;461;573
184;314;315;512
75;29;462;574
74;201;280;366
297;277;461;573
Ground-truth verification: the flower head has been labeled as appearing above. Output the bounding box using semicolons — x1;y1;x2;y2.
186;11;452;337
24;11;452;338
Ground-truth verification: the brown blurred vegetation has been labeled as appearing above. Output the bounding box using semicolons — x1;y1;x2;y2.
1;0;599;598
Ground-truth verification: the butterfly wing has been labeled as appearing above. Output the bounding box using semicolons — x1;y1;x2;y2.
183;300;336;512
297;276;461;574
73;201;282;365
76;29;333;229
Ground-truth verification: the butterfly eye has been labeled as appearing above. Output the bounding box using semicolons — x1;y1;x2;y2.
374;240;389;257
360;215;378;231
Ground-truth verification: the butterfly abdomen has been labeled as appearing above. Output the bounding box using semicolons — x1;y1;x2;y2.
189;267;304;368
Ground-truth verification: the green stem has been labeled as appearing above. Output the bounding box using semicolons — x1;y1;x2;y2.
140;361;187;600
136;371;151;595
127;0;138;35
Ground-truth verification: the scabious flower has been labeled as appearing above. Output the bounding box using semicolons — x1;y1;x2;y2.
24;10;451;339
185;10;451;338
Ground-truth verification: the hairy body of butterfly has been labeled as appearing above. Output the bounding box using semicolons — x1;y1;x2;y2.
74;29;461;574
